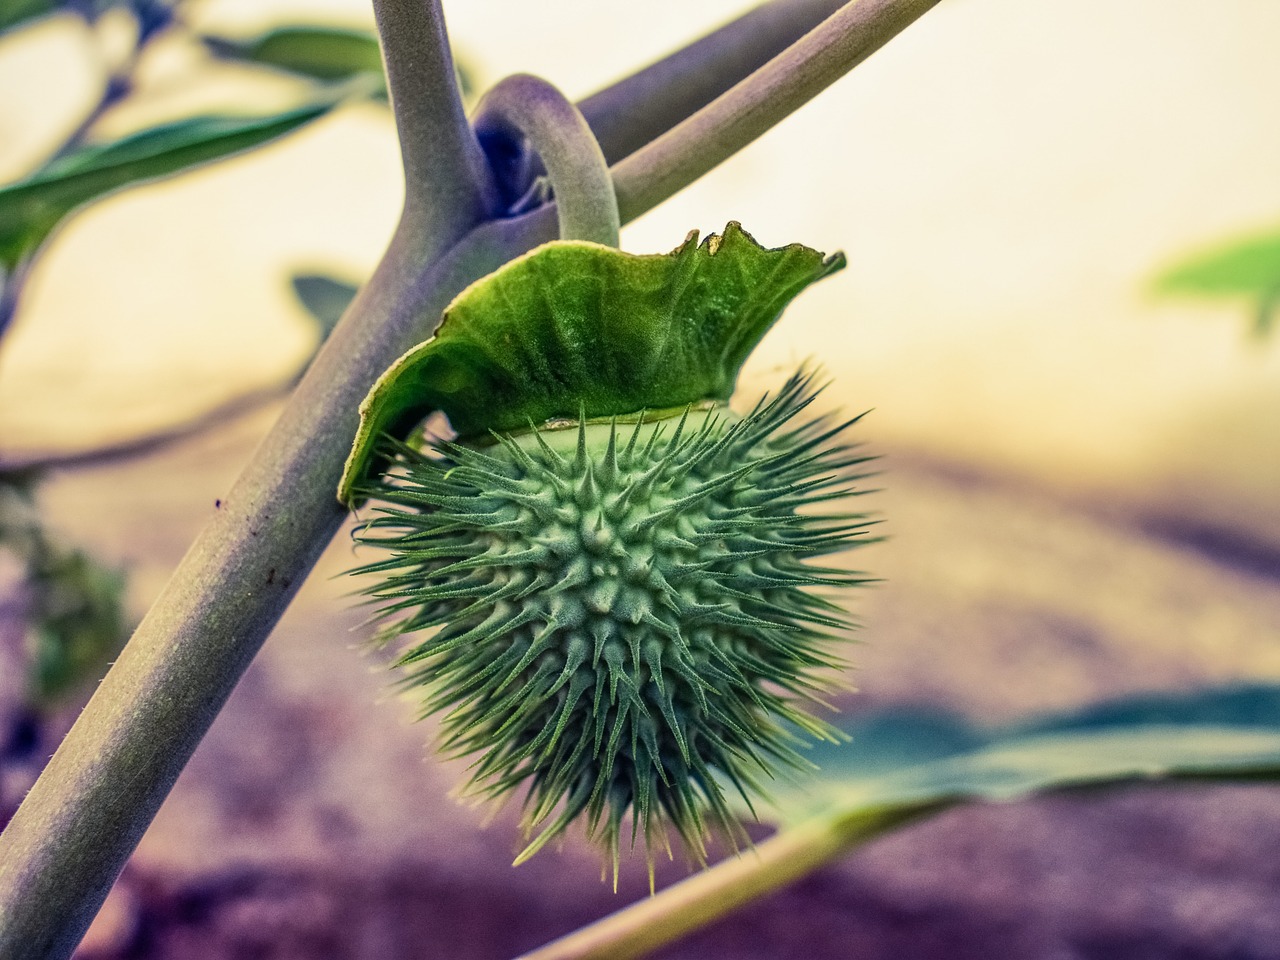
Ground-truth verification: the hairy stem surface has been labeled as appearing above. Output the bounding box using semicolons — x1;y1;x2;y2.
372;0;495;230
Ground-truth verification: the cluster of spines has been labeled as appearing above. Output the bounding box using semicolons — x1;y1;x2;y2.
353;373;875;878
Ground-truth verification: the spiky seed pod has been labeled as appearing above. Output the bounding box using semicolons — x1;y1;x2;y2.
353;373;874;871
341;223;865;873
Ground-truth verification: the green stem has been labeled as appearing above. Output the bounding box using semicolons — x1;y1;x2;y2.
612;0;941;221
474;74;619;248
515;804;944;960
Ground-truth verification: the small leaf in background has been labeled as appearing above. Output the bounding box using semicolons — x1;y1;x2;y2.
770;684;1280;827
202;26;385;86
0;103;334;274
27;547;127;705
0;0;53;34
290;272;358;341
1153;227;1280;338
201;24;473;100
0;473;128;707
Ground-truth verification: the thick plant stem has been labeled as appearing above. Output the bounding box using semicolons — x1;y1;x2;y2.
612;0;941;222
516;805;942;960
474;74;619;248
0;3;489;956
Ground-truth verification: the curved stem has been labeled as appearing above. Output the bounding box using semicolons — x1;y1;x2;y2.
474;74;619;248
515;804;942;960
611;0;941;222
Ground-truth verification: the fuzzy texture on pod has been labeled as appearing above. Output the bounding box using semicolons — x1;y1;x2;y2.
353;373;874;875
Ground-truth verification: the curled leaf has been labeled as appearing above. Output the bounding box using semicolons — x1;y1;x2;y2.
339;222;844;504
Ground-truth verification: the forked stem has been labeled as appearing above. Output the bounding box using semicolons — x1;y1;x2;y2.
372;0;495;232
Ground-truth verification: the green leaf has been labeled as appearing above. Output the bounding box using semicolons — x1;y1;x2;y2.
28;547;127;705
0;103;332;272
339;222;845;504
775;685;1280;829
201;25;473;100
1154;228;1280;337
202;26;385;85
1156;231;1280;295
1;473;127;706
0;0;55;35
291;273;358;341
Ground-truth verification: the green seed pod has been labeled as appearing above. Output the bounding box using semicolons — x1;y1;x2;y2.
343;224;872;873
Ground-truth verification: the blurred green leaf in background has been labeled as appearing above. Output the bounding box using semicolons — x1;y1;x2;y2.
0;475;127;708
0;0;56;35
769;685;1280;829
200;24;473;101
0;105;333;276
1154;225;1280;339
290;273;359;341
202;26;385;87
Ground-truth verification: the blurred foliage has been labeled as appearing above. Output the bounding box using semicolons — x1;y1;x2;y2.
0;6;475;334
0;0;177;42
200;24;473;101
291;273;358;340
767;685;1280;827
1154;225;1280;339
202;25;385;87
0;104;333;275
25;542;126;704
0;8;383;707
0;0;55;35
0;474;127;707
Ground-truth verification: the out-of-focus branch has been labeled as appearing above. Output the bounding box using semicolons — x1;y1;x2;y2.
516;805;940;960
579;0;848;165
612;0;941;222
0;379;292;475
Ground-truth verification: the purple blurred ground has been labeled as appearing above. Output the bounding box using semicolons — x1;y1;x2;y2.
5;411;1280;960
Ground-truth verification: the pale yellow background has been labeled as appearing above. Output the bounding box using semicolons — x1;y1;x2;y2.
1;0;1278;542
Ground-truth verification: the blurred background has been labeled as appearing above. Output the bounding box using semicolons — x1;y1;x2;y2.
1;0;1279;957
